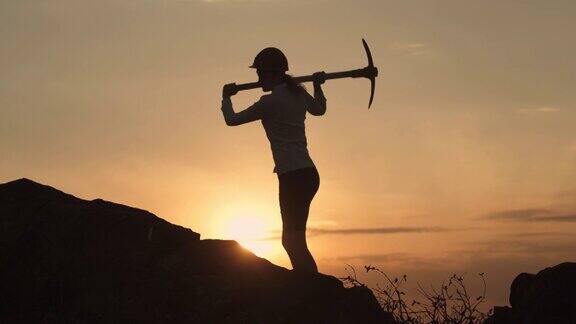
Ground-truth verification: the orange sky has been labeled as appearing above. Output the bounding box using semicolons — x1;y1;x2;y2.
2;0;575;308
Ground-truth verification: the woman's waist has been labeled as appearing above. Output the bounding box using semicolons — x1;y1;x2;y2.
276;163;318;178
270;143;311;158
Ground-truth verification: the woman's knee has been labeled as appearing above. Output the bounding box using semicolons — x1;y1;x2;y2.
282;229;306;250
281;230;294;249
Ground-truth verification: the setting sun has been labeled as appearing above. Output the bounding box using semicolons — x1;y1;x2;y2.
223;214;276;257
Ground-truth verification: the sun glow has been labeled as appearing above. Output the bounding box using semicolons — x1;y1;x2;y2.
223;214;277;257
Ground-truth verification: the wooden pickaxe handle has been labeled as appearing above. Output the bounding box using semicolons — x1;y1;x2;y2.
230;39;379;108
234;66;376;91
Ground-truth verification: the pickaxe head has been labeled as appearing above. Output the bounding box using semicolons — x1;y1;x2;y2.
229;38;379;109
362;38;378;109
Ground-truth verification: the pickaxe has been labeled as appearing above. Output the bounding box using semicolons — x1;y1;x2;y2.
230;38;379;109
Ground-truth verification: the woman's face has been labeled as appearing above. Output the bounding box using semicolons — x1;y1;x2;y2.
257;69;282;92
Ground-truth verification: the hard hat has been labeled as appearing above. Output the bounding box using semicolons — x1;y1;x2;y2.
249;47;289;72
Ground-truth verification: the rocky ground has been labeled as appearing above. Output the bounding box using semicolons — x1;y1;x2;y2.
0;178;394;323
2;178;574;323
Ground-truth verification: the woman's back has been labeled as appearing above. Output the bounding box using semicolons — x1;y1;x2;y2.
221;78;326;175
260;83;316;175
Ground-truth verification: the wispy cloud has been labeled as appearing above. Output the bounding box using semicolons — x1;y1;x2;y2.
327;252;411;263
485;208;552;220
389;42;431;57
537;215;576;222
516;106;560;115
510;231;572;238
259;226;449;240
307;219;339;228
484;208;576;222
390;42;426;51
308;226;449;235
461;238;576;256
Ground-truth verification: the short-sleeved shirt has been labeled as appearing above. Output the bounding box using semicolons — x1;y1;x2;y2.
221;83;326;175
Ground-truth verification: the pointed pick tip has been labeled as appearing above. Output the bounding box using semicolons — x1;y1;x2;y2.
368;77;375;109
362;37;375;109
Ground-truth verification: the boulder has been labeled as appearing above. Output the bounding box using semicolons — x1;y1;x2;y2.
484;262;576;324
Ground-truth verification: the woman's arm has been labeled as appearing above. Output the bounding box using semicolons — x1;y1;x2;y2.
221;96;267;126
305;72;327;116
221;83;270;126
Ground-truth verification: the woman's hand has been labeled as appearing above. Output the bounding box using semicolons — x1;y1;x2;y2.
312;71;327;88
222;83;238;99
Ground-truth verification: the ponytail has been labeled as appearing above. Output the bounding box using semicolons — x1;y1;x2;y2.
282;74;306;96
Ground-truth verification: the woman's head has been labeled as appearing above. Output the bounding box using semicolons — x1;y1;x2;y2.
250;47;305;94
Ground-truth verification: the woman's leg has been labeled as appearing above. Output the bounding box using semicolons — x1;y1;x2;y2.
282;228;317;273
279;167;320;273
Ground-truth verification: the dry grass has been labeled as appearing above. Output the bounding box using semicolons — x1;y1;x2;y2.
339;265;493;324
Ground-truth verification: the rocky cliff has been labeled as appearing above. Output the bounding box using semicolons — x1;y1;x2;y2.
0;178;393;323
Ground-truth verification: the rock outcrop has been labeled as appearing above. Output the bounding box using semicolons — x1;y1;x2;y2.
0;178;394;323
484;262;576;324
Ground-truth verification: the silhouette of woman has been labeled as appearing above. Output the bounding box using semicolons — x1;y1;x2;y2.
221;47;327;274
